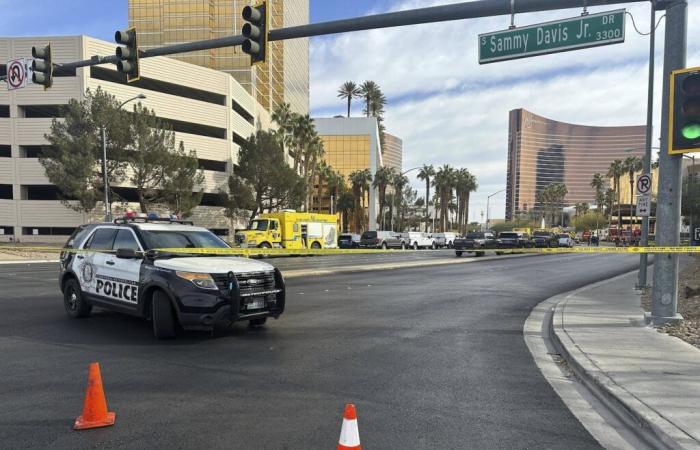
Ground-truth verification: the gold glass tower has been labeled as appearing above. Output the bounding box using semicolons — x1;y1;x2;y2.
128;0;309;114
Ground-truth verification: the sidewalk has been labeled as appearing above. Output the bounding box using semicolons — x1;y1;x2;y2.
552;271;700;450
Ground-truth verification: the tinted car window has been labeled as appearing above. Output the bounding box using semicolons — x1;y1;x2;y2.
466;233;483;239
140;230;229;250
499;232;518;238
361;231;377;239
64;224;94;249
339;234;353;241
533;231;550;236
86;228;118;250
113;229;141;251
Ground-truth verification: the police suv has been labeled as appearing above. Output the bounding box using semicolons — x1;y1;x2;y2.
59;217;285;339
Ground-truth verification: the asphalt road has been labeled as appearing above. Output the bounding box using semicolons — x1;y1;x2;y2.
0;252;641;449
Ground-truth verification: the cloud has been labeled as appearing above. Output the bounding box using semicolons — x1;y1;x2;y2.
310;0;700;221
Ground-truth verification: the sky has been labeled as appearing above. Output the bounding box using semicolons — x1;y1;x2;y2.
1;0;698;221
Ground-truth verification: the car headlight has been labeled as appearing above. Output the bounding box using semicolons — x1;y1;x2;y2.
176;271;218;290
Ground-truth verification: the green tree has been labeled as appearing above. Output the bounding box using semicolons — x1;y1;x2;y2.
607;159;625;229
161;142;204;218
390;172;409;231
126;103;180;212
41;87;131;213
337;191;355;233
372;166;396;229
235;130;305;221
349;169;373;233
434;164;456;231
337;81;361;118
455;168;477;235
417;165;435;231
359;80;387;149
590;173;606;210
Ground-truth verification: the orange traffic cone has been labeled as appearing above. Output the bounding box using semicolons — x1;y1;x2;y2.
337;403;361;450
74;362;116;430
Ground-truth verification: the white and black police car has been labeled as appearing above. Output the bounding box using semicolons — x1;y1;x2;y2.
59;217;285;339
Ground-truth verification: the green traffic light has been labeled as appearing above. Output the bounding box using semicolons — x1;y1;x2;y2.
681;122;700;140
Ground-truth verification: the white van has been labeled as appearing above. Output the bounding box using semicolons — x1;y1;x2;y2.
433;232;457;248
401;231;437;250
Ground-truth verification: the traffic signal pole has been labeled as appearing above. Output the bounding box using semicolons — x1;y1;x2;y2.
637;1;656;290
649;0;687;326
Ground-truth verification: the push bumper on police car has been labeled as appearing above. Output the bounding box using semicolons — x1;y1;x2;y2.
159;267;286;330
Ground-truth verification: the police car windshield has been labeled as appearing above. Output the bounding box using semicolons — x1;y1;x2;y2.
140;229;229;250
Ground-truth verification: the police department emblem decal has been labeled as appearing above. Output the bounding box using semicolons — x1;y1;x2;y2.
81;262;94;283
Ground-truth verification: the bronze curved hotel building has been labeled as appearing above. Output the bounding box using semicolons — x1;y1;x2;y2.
505;109;646;221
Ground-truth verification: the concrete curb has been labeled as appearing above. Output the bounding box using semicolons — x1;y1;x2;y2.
0;259;60;265
282;252;536;278
549;271;700;450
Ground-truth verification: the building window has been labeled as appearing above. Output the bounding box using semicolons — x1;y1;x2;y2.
0;105;9;118
0;184;12;199
20;145;53;158
232;131;249;148
23;185;73;201
22;227;76;236
198;158;227;172
200;192;226;207
159;116;227;139
0;226;13;236
90;67;226;106
232;99;254;125
0;145;10;158
20;105;66;118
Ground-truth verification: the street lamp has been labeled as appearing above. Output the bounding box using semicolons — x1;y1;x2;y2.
102;94;147;222
486;188;505;231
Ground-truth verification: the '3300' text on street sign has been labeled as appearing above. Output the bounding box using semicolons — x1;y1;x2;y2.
479;9;625;64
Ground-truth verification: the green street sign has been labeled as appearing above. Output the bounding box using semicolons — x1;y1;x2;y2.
479;9;625;64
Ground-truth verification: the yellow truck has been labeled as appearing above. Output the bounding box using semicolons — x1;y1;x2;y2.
234;211;339;249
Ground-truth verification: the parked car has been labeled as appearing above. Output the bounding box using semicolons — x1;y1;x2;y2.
557;233;574;248
454;231;498;257
531;230;558;248
338;233;361;249
497;231;532;248
400;231;437;250
433;232;457;248
359;231;405;249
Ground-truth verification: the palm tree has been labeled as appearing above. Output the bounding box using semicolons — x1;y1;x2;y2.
434;165;456;231
337;192;355;232
372;166;396;230
390;172;409;231
607;159;625;232
349;169;373;233
590;173;606;209
454;169;477;235
337;81;361;118
417;164;435;231
554;183;568;226
359;81;380;118
325;170;346;215
624;156;643;228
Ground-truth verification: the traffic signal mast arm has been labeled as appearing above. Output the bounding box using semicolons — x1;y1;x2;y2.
2;0;651;84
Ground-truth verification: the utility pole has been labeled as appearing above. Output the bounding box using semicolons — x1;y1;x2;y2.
650;0;687;326
486;189;505;231
637;0;657;289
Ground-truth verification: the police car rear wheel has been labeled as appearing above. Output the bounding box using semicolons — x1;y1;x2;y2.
63;279;92;318
152;290;176;339
249;317;267;328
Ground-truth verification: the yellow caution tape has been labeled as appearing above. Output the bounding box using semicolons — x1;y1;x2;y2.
0;246;698;256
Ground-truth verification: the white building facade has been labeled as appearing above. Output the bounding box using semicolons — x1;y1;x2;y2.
0;35;274;242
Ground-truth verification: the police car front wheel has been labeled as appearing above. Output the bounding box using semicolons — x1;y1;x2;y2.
152;290;177;339
63;279;92;318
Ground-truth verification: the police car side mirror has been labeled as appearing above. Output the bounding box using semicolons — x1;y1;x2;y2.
116;248;142;259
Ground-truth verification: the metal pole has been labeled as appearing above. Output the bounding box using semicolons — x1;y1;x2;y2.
102;125;109;222
650;0;687;326
637;0;657;289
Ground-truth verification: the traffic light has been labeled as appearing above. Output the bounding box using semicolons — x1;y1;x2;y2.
242;1;268;65
115;28;140;82
31;44;53;89
669;66;700;154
